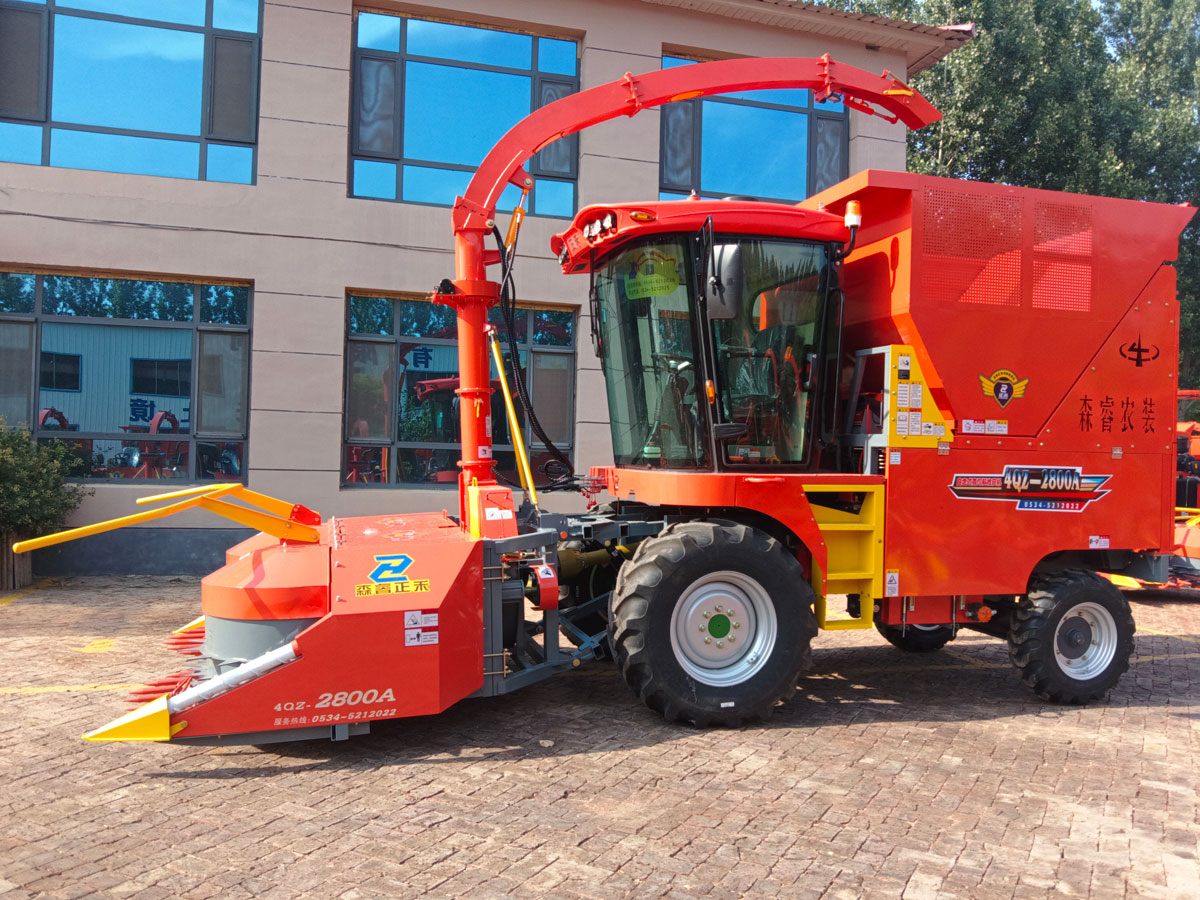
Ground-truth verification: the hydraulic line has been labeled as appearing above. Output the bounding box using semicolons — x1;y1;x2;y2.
491;224;577;487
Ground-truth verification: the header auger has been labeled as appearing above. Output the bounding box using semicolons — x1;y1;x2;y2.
14;57;1195;746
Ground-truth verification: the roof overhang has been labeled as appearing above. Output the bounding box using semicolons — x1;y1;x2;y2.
638;0;975;75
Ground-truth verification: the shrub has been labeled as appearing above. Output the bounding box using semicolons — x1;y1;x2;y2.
0;417;91;540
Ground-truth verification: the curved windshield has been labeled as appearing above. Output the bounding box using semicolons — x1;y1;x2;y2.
711;239;828;465
595;237;707;467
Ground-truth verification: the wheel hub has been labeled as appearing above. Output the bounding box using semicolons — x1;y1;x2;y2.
1051;601;1118;680
670;571;778;687
1056;616;1093;660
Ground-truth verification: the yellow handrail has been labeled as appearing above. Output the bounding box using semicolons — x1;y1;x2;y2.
12;484;321;554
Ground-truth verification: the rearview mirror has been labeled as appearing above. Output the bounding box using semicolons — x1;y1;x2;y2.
706;243;743;320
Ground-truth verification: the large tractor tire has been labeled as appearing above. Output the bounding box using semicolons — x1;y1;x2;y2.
875;622;955;653
610;521;816;726
1008;569;1135;703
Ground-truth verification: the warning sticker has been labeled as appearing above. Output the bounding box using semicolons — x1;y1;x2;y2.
985;420;1009;435
908;413;923;436
404;629;439;647
1089;535;1111;549
889;450;901;465
885;570;900;597
404;610;439;628
910;383;923;409
961;419;985;434
897;384;910;408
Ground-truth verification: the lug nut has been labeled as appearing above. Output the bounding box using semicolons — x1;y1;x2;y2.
704;637;712;644
717;641;724;648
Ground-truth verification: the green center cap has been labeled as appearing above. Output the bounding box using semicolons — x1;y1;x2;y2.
708;613;731;639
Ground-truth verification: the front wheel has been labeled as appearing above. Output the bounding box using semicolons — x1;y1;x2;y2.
610;522;816;726
1008;569;1135;703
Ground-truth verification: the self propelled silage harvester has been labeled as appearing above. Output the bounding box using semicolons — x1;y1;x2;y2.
14;56;1197;746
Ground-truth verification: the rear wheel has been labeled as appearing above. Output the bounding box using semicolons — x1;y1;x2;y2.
610;522;816;726
875;622;955;652
1008;569;1135;703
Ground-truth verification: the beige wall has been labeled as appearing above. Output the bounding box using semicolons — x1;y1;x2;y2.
0;0;916;527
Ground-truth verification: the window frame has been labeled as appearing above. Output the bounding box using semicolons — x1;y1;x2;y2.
39;349;80;392
348;9;580;215
0;0;263;183
342;291;577;489
658;53;850;203
0;269;252;482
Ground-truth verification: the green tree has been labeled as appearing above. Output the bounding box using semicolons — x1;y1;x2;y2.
836;0;1200;382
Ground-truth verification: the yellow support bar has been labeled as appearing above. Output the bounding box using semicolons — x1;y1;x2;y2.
197;497;320;543
11;485;241;554
136;483;313;521
134;483;241;505
12;483;320;554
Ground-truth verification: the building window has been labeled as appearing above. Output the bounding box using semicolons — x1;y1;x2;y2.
0;271;251;481
39;351;79;391
659;55;848;202
349;10;578;216
0;0;261;184
343;294;576;487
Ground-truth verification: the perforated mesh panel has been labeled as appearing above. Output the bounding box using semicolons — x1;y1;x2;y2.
921;188;1022;306
1032;203;1092;311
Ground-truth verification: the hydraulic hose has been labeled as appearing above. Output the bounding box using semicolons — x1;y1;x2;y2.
491;226;577;487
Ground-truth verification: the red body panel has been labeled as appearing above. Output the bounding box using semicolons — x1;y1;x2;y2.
597;172;1192;601
175;512;483;739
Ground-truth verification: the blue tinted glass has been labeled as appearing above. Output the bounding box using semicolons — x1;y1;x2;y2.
538;38;576;76
700;101;807;200
816;95;845;112
663;58;807;106
404;63;529;165
213;0;259;33
408;20;530;68
534;179;573;217
403;165;518;210
718;88;809;107
53;16;203;135
357;12;400;52
0;122;42;165
206;144;253;183
58;0;205;26
353;159;397;199
51;129;199;179
659;190;689;201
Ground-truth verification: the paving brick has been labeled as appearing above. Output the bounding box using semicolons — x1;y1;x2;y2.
3;577;1200;898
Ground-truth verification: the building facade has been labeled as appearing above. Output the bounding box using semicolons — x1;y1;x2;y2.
0;0;968;572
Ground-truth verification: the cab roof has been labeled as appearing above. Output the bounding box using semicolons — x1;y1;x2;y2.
550;197;849;274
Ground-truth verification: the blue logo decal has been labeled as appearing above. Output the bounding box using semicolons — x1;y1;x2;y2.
369;554;414;583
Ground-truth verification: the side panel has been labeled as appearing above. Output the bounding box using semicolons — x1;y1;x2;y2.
171;515;484;739
884;447;1164;596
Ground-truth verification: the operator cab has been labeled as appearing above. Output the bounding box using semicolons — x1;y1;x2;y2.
551;198;853;473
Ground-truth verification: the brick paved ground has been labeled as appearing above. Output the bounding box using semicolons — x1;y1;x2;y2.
1;576;1198;900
